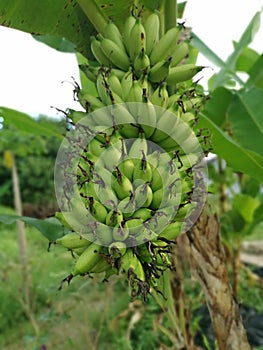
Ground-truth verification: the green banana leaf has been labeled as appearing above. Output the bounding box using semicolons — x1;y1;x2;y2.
0;106;63;139
0;0;133;59
198;111;263;183
200;85;263;182
0;214;66;241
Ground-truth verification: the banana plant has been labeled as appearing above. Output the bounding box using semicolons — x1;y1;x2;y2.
0;1;259;349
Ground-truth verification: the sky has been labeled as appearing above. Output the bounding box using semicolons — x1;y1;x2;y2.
0;0;262;119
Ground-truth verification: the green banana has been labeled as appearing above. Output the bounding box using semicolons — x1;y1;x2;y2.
132;208;152;221
117;196;136;219
105;210;123;227
90;257;111;274
71;242;103;276
150;27;180;65
167;64;204;85
121;68;134;101
113;224;129;241
123;15;136;56
158;221;182;240
121;248;145;282
133;155;152;183
96;72;108;105
87;197;108;223
106;72;123;98
128;135;148;158
134;183;153;208
129;17;146;61
150;188;163;210
94;223;114;245
137;100;156;138
144;12;160;56
111;170;133;200
123;218;144;237
104;20;126;53
99;34;130;71
77;91;104;111
150;83;169;108
134;49;150;75
90;36;109;66
55;232;92;250
108;241;127;258
117;158;135;181
148;59;170;83
170;41;190;67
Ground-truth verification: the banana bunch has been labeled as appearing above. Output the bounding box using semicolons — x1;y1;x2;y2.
79;13;204;112
54;10;209;301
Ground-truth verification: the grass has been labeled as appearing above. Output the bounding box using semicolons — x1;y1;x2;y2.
0;204;262;349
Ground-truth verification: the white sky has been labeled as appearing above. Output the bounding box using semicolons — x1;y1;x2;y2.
0;0;262;118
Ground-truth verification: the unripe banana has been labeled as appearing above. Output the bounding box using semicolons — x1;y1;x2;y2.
90;36;109;66
150;83;169;108
55;232;92;250
71;242;102;276
128;135;148;158
148;59;170;83
89;137;106;157
127;80;144;116
118;158;135;181
121;248;145;281
150;167;163;192
77;91;104;111
150;188;163;210
113;224;129;241
155;107;180;136
99;34;130;71
81;181;99;201
105;210;123;227
104;20;126;53
93;223;114;245
150;27;180;65
134;183;153;208
90;257;111;273
137;100;156;138
107;72;123;98
111;171;133;200
109;241;127;257
158;135;178;152
132;208;152;221
89;198;108;223
158;221;182;240
129;17;146;62
121;68;134;101
124;218;144;236
123;15;136;56
133;156;152;183
170;41;190;67
96;72;108;105
117;196;136;218
166;65;204;85
144;12;160;56
119;124;140;139
134;49;150;75
110;68;126;80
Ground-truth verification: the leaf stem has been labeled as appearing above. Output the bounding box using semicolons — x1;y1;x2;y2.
164;0;177;32
77;0;108;35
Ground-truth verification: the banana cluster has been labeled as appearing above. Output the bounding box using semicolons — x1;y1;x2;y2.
79;12;204;112
54;12;209;301
55;102;206;300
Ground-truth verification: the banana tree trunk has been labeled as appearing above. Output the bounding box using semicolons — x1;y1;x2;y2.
186;206;251;350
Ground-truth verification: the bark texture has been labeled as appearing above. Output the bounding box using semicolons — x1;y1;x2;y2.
186;208;251;350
